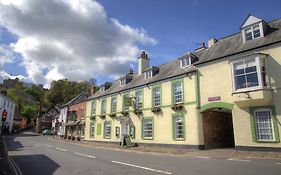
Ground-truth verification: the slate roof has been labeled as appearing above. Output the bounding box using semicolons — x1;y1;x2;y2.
194;18;281;65
88;17;281;100
62;92;88;107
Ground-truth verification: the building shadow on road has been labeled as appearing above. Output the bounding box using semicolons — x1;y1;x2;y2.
11;154;60;175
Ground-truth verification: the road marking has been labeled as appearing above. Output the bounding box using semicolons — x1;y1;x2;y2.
73;152;96;159
194;156;210;159
228;158;250;162
276;163;281;165
44;144;53;148
114;149;121;151
55;147;67;152
111;160;172;175
8;152;23;175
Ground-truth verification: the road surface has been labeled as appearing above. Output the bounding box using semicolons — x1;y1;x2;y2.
4;132;281;175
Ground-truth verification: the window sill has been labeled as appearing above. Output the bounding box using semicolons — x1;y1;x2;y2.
173;138;185;141
171;103;184;110
255;140;280;143
142;137;153;140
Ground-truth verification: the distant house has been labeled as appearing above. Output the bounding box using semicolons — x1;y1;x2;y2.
0;93;16;134
13;111;27;131
58;92;88;138
36;108;59;133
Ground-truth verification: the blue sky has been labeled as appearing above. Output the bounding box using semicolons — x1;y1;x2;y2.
0;0;281;87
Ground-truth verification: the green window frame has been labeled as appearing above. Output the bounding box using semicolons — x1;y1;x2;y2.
97;123;102;135
172;114;185;140
142;118;153;140
111;96;117;113
91;100;96;115
101;99;107;114
171;79;184;104
104;121;111;139
152;86;161;108
249;105;280;143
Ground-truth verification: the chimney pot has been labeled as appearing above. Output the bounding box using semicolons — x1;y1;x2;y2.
208;38;217;48
141;51;146;59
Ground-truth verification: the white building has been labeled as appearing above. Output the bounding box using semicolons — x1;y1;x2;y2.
0;93;16;134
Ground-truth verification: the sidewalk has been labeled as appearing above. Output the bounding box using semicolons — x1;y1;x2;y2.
0;136;16;175
50;136;281;160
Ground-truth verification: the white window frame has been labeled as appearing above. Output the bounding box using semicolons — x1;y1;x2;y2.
120;78;126;86
173;82;183;104
180;57;191;68
230;55;269;93
135;91;143;109
244;24;261;41
144;70;153;79
143;119;153;139
100;86;105;91
174;116;184;139
101;99;107;114
111;97;117;113
104;122;111;138
92;101;96;115
254;108;275;142
153;87;161;107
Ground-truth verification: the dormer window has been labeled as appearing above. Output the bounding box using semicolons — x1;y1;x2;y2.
100;86;105;91
120;78;126;86
144;70;152;79
179;52;198;68
241;15;269;43
180;57;191;68
245;25;261;41
143;66;159;79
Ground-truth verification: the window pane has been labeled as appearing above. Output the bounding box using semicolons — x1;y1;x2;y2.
246;73;259;87
143;120;153;138
173;82;183;104
136;91;143;109
245;29;253;41
234;62;245;75
253;25;261;38
235;75;246;90
175;117;184;139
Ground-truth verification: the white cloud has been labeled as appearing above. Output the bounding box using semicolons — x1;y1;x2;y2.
0;0;157;87
0;44;27;83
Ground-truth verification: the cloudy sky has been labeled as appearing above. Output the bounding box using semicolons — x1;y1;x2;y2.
0;0;281;88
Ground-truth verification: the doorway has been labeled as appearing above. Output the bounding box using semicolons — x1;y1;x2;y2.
202;109;235;149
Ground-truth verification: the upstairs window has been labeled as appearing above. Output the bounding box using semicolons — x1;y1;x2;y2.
120;78;126;86
91;101;96;115
123;94;129;111
152;87;161;107
100;86;105;91
231;55;269;92
144;70;152;79
111;97;117;113
244;25;261;42
180;57;191;68
135;91;143;109
173;82;183;104
101;99;107;114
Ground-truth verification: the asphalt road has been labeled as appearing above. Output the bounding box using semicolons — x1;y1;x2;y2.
4;132;281;175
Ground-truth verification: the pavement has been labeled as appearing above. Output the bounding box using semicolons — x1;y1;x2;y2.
3;132;281;175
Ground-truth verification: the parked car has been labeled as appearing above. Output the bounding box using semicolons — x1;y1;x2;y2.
42;129;54;135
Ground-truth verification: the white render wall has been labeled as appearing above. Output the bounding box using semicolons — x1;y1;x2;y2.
0;94;16;133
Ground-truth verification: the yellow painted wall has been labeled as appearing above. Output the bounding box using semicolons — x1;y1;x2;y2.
198;45;281;148
84;73;204;146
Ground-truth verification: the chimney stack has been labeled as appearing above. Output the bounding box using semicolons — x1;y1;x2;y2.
208;38;217;48
138;51;149;75
128;69;134;76
195;43;206;52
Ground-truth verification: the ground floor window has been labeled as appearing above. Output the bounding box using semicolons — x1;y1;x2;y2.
173;115;184;140
115;127;120;138
142;119;153;139
254;109;274;141
104;121;111;139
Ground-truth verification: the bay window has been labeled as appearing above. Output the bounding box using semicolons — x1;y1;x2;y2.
231;55;269;92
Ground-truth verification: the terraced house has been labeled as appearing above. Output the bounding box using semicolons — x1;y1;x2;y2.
85;15;281;151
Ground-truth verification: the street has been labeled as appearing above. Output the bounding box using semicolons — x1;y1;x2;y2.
4;132;281;175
